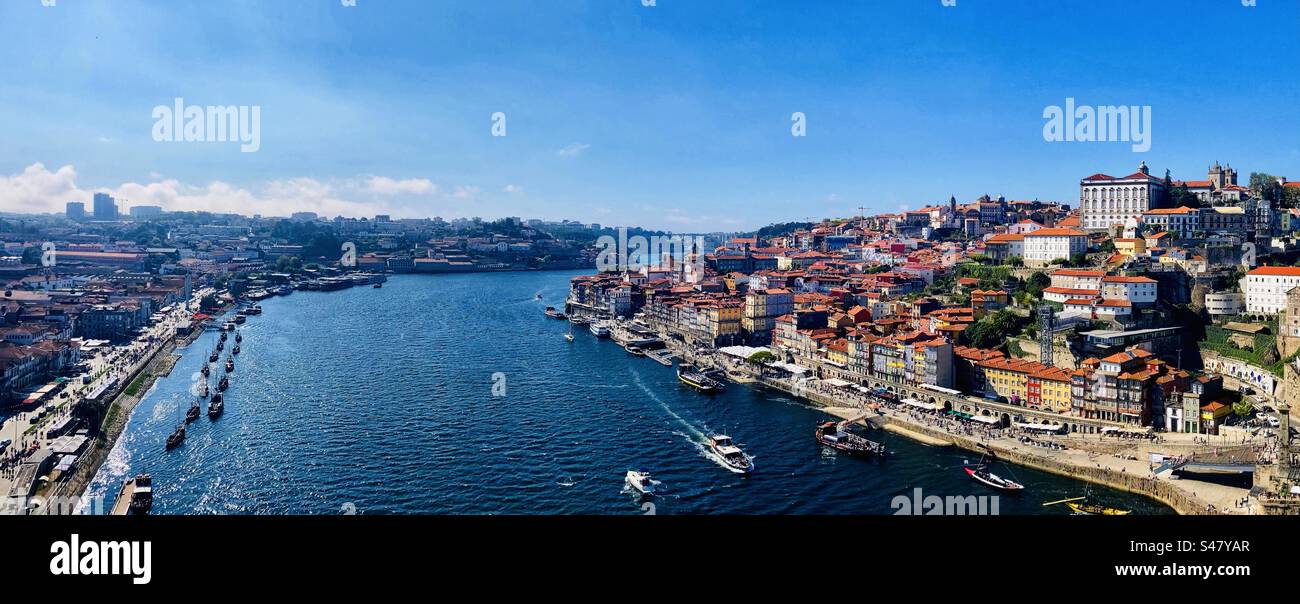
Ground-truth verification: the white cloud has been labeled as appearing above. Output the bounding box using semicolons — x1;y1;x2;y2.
0;162;482;219
364;176;437;196
503;184;524;194
557;142;591;158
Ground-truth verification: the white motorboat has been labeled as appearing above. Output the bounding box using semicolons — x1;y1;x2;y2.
625;470;656;495
706;434;753;474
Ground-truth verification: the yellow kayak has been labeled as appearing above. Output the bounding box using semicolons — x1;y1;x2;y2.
1067;502;1131;515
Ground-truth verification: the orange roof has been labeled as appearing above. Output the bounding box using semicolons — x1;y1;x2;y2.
1247;266;1300;277
1052;268;1104;277
987;233;1025;243
1143;206;1198;215
1025;228;1086;237
1043;287;1100;296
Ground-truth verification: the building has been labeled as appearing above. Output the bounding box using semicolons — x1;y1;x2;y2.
1141;206;1200;235
984;233;1024;262
1078;162;1167;231
1022;228;1088;267
1100;275;1157;306
1204;292;1244;317
130;205;164;219
742;288;793;345
92;192;118;221
65;202;85;220
1241;266;1300;314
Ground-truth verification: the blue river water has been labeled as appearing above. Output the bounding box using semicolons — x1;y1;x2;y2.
87;271;1171;515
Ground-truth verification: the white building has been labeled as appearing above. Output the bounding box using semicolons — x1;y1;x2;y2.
1241;266;1300;314
1101;275;1158;306
1049;268;1105;291
1204;292;1244;316
1078;162;1167;231
1022;228;1088;267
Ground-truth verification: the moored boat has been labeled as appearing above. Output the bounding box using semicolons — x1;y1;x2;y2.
816;419;885;457
544;306;563;319
706;434;753;474
208;397;224;419
964;465;1025;491
208;352;219;363
112;474;153;515
165;425;185;449
218;375;229;391
677;364;725;393
225;359;235;373
185;401;201;423
1066;502;1130;515
589;322;611;338
232;345;240;355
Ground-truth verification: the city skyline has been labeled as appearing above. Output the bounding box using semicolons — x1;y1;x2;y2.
3;0;1300;230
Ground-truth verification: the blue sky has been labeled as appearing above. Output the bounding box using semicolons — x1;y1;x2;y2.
2;0;1299;231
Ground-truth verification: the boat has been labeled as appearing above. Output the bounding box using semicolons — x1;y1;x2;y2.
373;282;382;289
535;294;543;300
964;465;1025;491
1066;502;1131;516
219;332;228;342
185;401;201;423
234;313;247;324
225;359;235;373
625;344;647;357
706;435;753;474
211;391;223;405
235;332;242;343
201;364;210;377
544;306;562;319
589;322;611;338
569;316;592;326
223;320;236;331
232;345;241;355
625;470;656;496
165;425;185;449
565;333;574;342
200;383;210;398
815;418;885;457
208;352;219;363
216;341;224;352
112;474;153;515
208;397;224;419
677;364;725;393
247;304;263;315
218;376;229;391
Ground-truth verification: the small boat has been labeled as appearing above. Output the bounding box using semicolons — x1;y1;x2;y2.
223;321;236;331
677;364;725;393
235;332;242;343
569;316;592;326
234;313;247;324
208;352;219;363
544;306;562;319
220;332;228;342
200;383;210;398
225;359;235;373
211;391;223;405
964;465;1025;491
185;401;201;423
626;470;656;496
208;397;224;419
232;345;241;355
625;344;647;357
165;425;185;449
1066;502;1131;516
816;419;886;457
201;364;210;377
216;341;224;352
565;333;575;342
589;322;611;338
218;376;229;391
373;283;382;289
248;305;263;315
535;294;543;300
706;434;753;474
114;474;153;515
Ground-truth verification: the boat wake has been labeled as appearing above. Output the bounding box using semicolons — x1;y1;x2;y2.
629;369;752;474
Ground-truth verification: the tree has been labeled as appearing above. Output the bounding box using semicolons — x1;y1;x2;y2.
1007;256;1024;267
1249;172;1284;205
1025;272;1051;297
746;351;777;365
965;309;1025;349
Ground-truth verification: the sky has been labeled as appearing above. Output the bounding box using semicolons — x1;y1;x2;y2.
2;0;1300;231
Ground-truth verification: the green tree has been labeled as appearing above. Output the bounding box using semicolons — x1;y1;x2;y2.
1250;172;1284;204
1025;271;1051;297
746;351;777;364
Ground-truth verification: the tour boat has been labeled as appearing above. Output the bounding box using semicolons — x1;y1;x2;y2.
233;345;241;355
677;364;725;393
225;359;235;373
216;341;224;352
625;470;656;496
211;391;223;405
964;465;1025;491
185;400;201;423
589;322;611;338
117;474;153;515
218;376;229;391
220;332;228;342
816;420;886;457
1066;502;1131;516
165;425;186;450
209;352;219;363
234;313;247;324
544;306;563;319
706;434;753;474
208;397;224;419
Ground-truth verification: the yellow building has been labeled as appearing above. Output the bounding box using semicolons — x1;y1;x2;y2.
1114;238;1146;257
